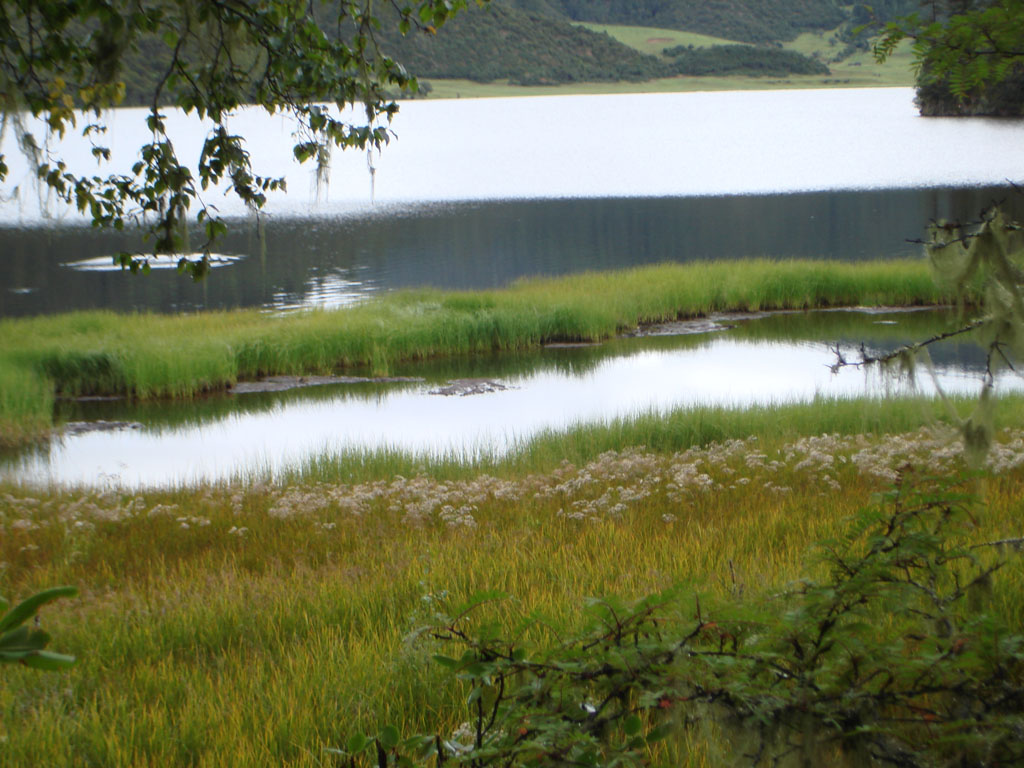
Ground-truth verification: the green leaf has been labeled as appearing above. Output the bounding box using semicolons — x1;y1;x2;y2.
18;650;77;671
0;587;77;634
0;625;32;651
622;714;642;737
378;725;400;750
347;733;369;754
645;722;675;744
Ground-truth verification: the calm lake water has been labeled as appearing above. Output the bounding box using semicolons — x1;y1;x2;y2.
2;88;1024;317
0;309;1008;487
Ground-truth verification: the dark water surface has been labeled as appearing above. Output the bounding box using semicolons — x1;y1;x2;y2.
2;186;1020;318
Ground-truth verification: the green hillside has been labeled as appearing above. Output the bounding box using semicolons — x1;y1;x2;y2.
111;0;920;106
378;1;832;86
375;4;669;84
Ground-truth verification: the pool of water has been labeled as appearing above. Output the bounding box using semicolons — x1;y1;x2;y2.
0;308;1007;488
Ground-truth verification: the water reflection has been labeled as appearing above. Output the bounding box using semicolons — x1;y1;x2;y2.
1;310;1013;488
3;187;1023;317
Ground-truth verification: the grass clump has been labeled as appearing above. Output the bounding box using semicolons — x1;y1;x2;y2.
0;361;54;450
286;394;1024;486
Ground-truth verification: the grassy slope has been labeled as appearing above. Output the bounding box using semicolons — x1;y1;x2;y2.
423;23;915;98
538;0;848;44
574;22;741;57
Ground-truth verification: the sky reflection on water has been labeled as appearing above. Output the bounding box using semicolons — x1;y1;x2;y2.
3;89;1024;220
2;319;1013;488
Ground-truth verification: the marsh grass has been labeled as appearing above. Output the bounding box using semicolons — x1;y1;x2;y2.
0;259;954;446
2;426;1023;766
0;361;54;449
286;394;1024;485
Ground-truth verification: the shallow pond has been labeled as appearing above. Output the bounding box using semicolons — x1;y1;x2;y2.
1;308;1012;488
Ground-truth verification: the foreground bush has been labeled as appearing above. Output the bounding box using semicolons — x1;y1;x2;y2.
343;472;1024;767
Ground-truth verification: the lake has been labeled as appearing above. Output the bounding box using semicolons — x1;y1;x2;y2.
2;88;1024;317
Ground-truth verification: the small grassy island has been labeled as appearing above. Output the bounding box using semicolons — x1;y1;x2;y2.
0;258;955;448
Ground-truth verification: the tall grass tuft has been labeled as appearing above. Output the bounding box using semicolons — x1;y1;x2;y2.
0;359;53;448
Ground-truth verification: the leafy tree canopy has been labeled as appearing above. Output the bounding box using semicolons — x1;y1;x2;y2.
0;0;487;276
874;0;1024;115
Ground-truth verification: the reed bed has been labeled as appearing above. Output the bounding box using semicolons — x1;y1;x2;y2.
0;259;951;446
2;425;1023;766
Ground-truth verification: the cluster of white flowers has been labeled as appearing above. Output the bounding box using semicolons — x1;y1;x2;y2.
439;504;478;528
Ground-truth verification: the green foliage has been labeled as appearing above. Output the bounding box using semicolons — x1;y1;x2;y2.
0;586;78;671
374;3;670;84
873;0;1024;115
342;475;1024;767
0;0;488;267
662;44;830;76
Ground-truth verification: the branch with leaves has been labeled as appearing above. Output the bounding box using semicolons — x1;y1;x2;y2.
872;0;1024;113
0;0;488;276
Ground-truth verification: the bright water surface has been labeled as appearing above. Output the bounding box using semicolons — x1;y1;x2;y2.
1;309;1012;487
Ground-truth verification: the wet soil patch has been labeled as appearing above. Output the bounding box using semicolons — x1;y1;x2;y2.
626;312;769;338
62;420;142;436
626;307;945;339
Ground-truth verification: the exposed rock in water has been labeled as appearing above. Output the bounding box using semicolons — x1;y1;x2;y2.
231;375;423;394
429;378;513;396
62;420;142;436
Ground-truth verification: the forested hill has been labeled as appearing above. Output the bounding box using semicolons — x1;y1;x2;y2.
374;0;936;87
373;4;669;85
116;0;923;106
374;0;847;86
